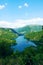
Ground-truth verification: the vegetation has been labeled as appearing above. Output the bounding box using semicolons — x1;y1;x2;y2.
0;28;18;39
25;30;43;41
0;38;15;58
16;25;42;34
0;28;43;65
0;28;17;58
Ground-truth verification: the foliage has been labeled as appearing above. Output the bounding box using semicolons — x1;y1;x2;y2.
25;30;43;41
0;38;16;58
0;28;43;65
0;28;18;39
0;28;17;58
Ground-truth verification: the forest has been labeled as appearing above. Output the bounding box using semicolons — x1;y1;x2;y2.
0;27;43;65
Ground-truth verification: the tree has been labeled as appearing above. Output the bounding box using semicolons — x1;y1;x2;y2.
0;38;16;58
42;26;43;30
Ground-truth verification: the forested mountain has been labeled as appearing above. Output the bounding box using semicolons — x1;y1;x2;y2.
0;28;18;39
15;25;42;34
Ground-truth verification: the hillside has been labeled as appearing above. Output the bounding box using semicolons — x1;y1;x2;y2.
0;28;18;39
15;25;42;34
25;30;43;45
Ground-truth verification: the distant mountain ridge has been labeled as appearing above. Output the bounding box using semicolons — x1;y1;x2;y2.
15;25;42;34
0;25;42;35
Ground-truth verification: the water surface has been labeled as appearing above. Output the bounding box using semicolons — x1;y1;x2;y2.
12;35;36;52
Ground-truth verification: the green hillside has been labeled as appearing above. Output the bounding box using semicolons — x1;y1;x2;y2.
0;28;18;58
0;28;18;39
0;28;43;65
25;31;43;41
16;25;42;34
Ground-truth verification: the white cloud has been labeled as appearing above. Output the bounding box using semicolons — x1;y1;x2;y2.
18;5;22;9
24;3;29;7
0;3;7;10
0;21;12;28
0;18;43;28
0;5;5;10
18;3;29;9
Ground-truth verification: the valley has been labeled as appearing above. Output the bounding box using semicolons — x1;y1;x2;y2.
0;26;43;65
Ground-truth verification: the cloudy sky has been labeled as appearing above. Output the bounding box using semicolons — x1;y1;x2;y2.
0;0;43;28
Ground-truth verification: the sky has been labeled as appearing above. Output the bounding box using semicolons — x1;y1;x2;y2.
0;0;43;28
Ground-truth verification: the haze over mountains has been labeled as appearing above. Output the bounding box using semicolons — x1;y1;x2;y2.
0;25;42;35
15;25;42;34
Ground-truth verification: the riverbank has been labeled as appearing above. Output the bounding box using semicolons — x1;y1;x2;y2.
24;30;43;45
0;28;43;65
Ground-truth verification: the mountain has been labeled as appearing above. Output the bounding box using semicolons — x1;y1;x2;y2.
10;28;24;36
15;26;30;33
0;28;18;39
0;25;42;37
15;25;42;34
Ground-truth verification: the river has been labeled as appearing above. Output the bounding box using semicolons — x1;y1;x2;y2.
12;35;36;52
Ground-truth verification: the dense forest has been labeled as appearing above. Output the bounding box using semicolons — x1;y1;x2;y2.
0;27;43;65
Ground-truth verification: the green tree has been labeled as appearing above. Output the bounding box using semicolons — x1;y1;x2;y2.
0;38;16;58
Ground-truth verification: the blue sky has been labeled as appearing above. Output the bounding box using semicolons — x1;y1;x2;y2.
0;0;43;28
